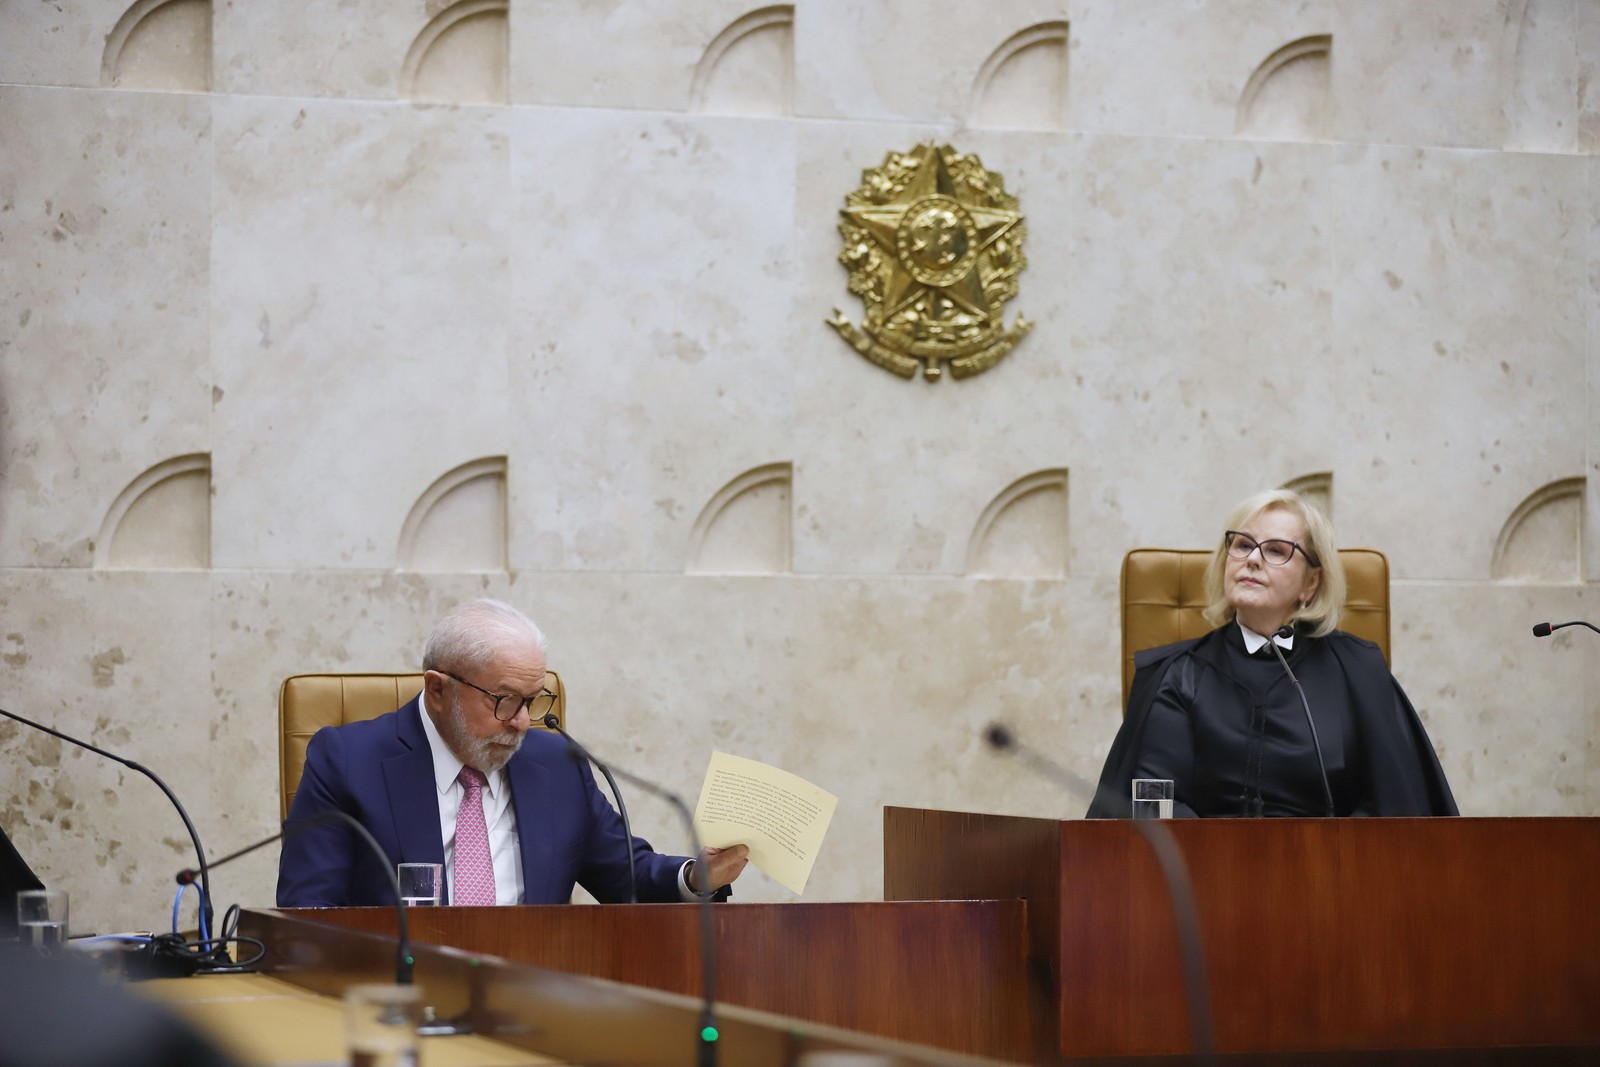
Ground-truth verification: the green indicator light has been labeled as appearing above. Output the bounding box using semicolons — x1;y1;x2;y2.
404;955;414;966
701;1026;719;1043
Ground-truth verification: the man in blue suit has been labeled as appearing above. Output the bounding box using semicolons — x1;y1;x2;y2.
277;598;748;907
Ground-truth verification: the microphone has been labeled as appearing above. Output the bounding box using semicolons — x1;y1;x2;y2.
0;704;222;966
178;809;414;984
544;714;719;1067
1533;620;1600;638
541;715;637;903
1269;627;1335;818
983;723;1214;1057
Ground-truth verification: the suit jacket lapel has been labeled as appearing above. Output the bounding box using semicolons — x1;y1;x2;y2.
383;699;445;869
506;753;552;903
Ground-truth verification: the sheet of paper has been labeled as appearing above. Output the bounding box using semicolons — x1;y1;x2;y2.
693;751;837;896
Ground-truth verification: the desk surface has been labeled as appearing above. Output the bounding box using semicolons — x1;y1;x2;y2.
143;973;551;1067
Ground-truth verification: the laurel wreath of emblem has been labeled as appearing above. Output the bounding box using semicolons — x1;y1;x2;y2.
828;142;1031;381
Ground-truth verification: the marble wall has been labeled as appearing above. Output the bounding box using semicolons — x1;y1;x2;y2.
1;0;1596;935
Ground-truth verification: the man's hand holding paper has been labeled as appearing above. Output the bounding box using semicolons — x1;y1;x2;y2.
693;752;837;895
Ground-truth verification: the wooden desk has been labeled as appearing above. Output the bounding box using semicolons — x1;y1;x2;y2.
239;908;1017;1067
885;808;1600;1063
142;972;547;1066
284;900;1031;1062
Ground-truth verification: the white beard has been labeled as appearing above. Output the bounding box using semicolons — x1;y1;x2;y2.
444;693;524;774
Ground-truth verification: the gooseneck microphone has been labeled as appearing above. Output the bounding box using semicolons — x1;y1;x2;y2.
1533;620;1600;638
1269;627;1335;818
0;704;221;964
984;724;1214;1060
541;715;637;903
545;714;719;1067
178;809;414;984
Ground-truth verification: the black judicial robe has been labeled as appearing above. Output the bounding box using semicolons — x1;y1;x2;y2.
1086;625;1457;819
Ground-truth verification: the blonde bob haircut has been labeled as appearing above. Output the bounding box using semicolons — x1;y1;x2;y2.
1201;489;1346;638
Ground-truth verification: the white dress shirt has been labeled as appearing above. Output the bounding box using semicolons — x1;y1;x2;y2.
1238;620;1295;655
417;691;525;906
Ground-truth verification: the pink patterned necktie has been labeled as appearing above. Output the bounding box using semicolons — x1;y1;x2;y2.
454;766;497;906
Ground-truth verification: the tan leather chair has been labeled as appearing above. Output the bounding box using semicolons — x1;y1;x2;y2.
1120;549;1390;708
279;670;566;819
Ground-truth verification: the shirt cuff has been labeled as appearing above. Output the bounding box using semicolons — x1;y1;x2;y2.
677;859;715;901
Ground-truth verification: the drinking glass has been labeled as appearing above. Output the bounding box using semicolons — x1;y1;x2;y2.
1131;779;1175;819
344;983;421;1067
396;863;442;906
17;889;68;950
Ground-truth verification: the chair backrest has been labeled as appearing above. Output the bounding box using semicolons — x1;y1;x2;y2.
1120;549;1390;708
278;670;566;819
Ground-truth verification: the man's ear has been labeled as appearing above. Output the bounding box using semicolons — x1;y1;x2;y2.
422;669;448;711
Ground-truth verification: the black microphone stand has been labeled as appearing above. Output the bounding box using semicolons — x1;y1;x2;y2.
547;721;719;1067
542;715;637;903
0;705;222;966
1268;629;1335;818
179;809;414;984
985;724;1215;1062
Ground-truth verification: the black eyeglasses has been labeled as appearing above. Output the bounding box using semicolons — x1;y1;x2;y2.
441;671;558;722
1224;531;1318;568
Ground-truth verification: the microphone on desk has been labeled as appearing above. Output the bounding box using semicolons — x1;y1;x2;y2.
177;809;414;985
541;715;638;904
982;722;1215;1059
544;713;720;1067
0;704;229;972
1269;626;1335;818
1532;620;1600;638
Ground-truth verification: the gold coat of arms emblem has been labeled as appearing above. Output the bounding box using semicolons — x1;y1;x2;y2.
828;142;1031;381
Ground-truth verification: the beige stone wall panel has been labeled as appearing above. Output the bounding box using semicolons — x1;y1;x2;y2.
1328;144;1589;580
0;86;211;568
209;97;510;570
0;570;217;939
1328;0;1512;149
212;0;418;99
1063;133;1337;572
509;0;757;111
506;109;795;572
1067;0;1333;139
1390;581;1596;817
0;0;128;88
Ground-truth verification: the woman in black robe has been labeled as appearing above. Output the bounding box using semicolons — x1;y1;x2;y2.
1087;490;1456;818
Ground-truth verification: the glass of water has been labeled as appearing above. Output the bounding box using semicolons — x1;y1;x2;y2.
396;863;442;906
17;888;68;950
345;983;422;1067
1131;779;1175;819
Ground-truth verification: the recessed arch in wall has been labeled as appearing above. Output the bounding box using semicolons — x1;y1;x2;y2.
94;453;211;569
1491;476;1585;582
968;21;1069;132
101;0;212;91
689;5;795;117
1235;34;1332;139
1282;471;1333;522
965;468;1069;578
397;457;508;572
400;0;509;104
687;462;792;574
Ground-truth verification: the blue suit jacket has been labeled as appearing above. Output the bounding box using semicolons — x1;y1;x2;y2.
276;698;694;906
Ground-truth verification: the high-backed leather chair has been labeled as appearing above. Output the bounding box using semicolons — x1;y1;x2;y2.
1120;549;1390;708
278;671;565;819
